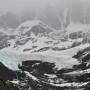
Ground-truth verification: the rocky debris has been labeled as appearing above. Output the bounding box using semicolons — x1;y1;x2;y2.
1;46;90;90
0;80;19;90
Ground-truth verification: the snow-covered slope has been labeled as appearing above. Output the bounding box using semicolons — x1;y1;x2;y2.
16;20;54;37
66;22;90;34
1;44;90;90
1;21;89;71
1;21;90;90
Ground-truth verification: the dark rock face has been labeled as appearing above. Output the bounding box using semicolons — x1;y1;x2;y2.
73;46;90;59
69;31;83;40
17;59;90;90
0;32;10;49
0;62;16;81
1;46;90;90
30;25;52;36
73;63;87;70
0;80;19;90
20;60;56;76
15;38;30;46
18;21;53;37
0;62;20;90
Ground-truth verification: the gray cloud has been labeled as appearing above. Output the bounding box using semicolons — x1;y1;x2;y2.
0;0;69;14
0;0;89;14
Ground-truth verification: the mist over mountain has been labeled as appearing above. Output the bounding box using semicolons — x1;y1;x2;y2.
0;0;90;29
1;0;90;90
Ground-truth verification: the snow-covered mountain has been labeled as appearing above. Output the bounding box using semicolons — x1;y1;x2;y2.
6;21;84;54
1;20;90;53
66;22;90;41
0;44;90;90
1;20;90;90
16;20;54;37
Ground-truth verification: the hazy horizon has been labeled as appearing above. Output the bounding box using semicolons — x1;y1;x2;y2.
0;0;64;14
0;0;84;15
0;0;90;29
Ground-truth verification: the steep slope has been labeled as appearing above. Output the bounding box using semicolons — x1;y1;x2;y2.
1;45;90;90
66;22;90;41
16;20;54;37
1;21;90;90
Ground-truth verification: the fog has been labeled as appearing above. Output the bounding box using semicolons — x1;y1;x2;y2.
0;0;90;14
0;0;90;29
0;0;69;14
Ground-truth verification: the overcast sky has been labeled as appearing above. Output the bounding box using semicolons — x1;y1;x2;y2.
0;0;89;14
0;0;68;14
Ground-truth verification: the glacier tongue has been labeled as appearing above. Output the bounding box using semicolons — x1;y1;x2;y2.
0;46;79;71
0;49;22;70
1;35;89;71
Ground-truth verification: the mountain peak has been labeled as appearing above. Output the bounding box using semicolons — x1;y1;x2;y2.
16;20;54;37
19;20;43;27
